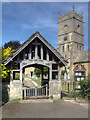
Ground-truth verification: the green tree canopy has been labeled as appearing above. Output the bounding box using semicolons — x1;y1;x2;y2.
4;40;21;50
34;68;41;77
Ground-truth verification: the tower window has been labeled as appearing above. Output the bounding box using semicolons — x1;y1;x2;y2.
64;25;68;33
77;25;80;33
67;45;69;52
62;46;64;52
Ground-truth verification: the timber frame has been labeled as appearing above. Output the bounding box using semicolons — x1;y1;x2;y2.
4;31;68;99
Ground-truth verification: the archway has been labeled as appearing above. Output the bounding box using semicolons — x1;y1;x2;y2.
4;31;67;100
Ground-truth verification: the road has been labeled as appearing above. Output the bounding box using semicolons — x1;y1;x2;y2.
2;100;88;118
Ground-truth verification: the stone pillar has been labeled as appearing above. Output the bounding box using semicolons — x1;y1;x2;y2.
9;63;23;100
49;80;61;101
49;63;61;101
41;45;43;60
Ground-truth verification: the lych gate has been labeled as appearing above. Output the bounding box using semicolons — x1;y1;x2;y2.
4;31;67;100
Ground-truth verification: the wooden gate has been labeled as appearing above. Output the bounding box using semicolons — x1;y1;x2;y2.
23;84;49;99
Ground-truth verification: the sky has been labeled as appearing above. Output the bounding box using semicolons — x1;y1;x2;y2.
2;2;88;50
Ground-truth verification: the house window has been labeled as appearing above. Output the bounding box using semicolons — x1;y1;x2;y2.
62;46;64;52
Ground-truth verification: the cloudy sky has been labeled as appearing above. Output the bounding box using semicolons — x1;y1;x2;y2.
2;2;88;50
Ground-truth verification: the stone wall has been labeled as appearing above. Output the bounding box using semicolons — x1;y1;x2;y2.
10;80;22;100
49;80;61;101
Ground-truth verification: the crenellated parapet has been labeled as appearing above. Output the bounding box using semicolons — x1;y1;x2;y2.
58;5;83;23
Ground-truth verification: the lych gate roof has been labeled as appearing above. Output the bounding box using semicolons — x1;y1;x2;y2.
4;31;68;66
74;49;90;64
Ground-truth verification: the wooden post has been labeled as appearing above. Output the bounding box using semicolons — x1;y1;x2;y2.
23;50;25;60
24;88;26;99
35;87;37;99
41;45;43;60
46;84;48;98
50;63;52;81
10;61;13;81
68;82;69;93
29;46;31;59
35;41;37;59
47;50;49;60
20;63;23;83
58;63;60;81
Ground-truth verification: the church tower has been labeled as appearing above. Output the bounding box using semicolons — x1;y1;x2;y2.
57;5;84;76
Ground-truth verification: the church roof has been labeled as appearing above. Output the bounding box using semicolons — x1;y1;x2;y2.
4;31;68;66
74;49;90;64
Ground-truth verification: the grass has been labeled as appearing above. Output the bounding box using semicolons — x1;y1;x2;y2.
9;98;21;102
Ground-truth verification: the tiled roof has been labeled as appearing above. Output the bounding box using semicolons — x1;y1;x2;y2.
4;31;68;66
74;49;90;63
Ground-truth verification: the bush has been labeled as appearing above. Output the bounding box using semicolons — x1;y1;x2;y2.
79;79;90;100
61;70;67;76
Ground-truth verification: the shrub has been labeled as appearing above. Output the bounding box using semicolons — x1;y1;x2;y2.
79;79;90;100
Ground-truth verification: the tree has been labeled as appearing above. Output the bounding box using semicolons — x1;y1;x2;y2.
2;47;15;60
43;67;48;76
2;47;15;82
4;40;21;50
34;67;48;77
61;70;67;76
34;68;41;77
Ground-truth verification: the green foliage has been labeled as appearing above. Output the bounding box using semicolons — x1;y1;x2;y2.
9;98;21;102
34;68;41;77
79;79;90;100
2;47;15;82
50;95;53;99
15;73;20;80
34;67;48;77
43;67;48;76
2;47;15;60
4;40;21;50
61;70;67;76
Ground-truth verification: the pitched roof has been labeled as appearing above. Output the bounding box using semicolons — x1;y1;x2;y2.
74;49;90;64
4;31;68;66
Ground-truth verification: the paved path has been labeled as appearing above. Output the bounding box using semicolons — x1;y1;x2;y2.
2;100;88;118
24;77;37;87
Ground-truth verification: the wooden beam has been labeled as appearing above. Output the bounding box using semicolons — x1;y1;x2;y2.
58;63;60;81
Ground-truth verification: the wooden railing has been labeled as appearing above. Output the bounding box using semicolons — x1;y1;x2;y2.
23;84;48;99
